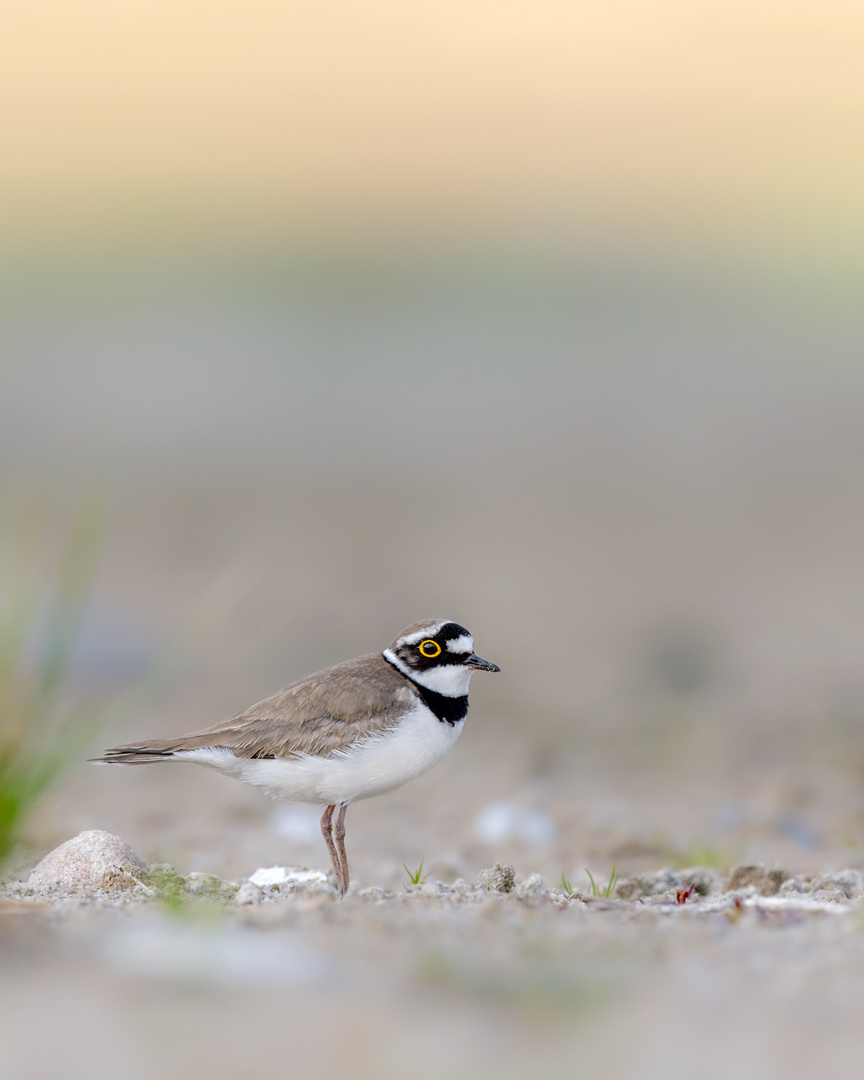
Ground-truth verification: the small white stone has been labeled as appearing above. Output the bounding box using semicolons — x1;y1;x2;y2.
249;866;289;887
284;869;328;886
248;866;327;888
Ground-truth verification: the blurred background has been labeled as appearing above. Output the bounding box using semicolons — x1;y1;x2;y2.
2;2;864;1076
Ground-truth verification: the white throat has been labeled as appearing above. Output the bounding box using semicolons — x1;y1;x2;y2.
383;649;474;698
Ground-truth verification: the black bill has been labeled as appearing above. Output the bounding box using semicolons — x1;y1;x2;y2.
464;653;500;672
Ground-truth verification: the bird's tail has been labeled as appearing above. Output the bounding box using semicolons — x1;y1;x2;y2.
91;741;181;765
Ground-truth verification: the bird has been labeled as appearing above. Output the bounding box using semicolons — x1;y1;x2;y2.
95;619;500;897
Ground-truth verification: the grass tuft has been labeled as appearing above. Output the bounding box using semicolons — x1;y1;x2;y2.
403;858;428;885
560;866;618;898
0;508;102;871
584;864;618;898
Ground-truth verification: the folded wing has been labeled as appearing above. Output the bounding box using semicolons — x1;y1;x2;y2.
95;654;416;763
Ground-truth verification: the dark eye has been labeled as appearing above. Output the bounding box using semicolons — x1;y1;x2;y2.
419;639;442;658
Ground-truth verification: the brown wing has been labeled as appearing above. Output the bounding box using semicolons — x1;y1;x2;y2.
97;653;417;762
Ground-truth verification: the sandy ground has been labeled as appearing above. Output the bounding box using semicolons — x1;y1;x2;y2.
4;849;864;1080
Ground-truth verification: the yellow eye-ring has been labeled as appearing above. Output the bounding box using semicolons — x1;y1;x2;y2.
419;639;442;658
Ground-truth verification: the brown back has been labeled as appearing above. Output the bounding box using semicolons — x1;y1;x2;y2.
101;653;417;761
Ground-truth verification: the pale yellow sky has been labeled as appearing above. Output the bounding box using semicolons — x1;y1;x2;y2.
2;0;863;251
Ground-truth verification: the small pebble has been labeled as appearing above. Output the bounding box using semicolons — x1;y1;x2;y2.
235;881;264;906
724;864;788;897
476;863;516;893
515;873;545;901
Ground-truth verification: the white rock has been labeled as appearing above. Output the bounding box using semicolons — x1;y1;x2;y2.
248;866;327;888
248;866;289;886
284;869;328;886
28;830;148;894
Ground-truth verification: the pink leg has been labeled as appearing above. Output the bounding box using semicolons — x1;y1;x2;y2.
333;802;350;898
320;804;342;891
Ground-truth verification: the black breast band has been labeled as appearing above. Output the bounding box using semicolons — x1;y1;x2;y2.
383;656;469;726
413;683;469;726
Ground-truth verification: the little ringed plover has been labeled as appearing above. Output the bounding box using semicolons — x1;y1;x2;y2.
95;620;499;897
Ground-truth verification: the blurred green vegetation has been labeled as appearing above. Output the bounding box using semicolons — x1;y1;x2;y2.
0;509;102;870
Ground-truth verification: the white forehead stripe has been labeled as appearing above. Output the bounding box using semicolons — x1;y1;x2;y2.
446;635;474;654
399;622;447;646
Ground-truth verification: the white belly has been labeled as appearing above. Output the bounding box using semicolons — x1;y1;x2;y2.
174;701;464;805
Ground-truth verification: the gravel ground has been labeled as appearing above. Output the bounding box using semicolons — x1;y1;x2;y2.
4;831;864;1080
